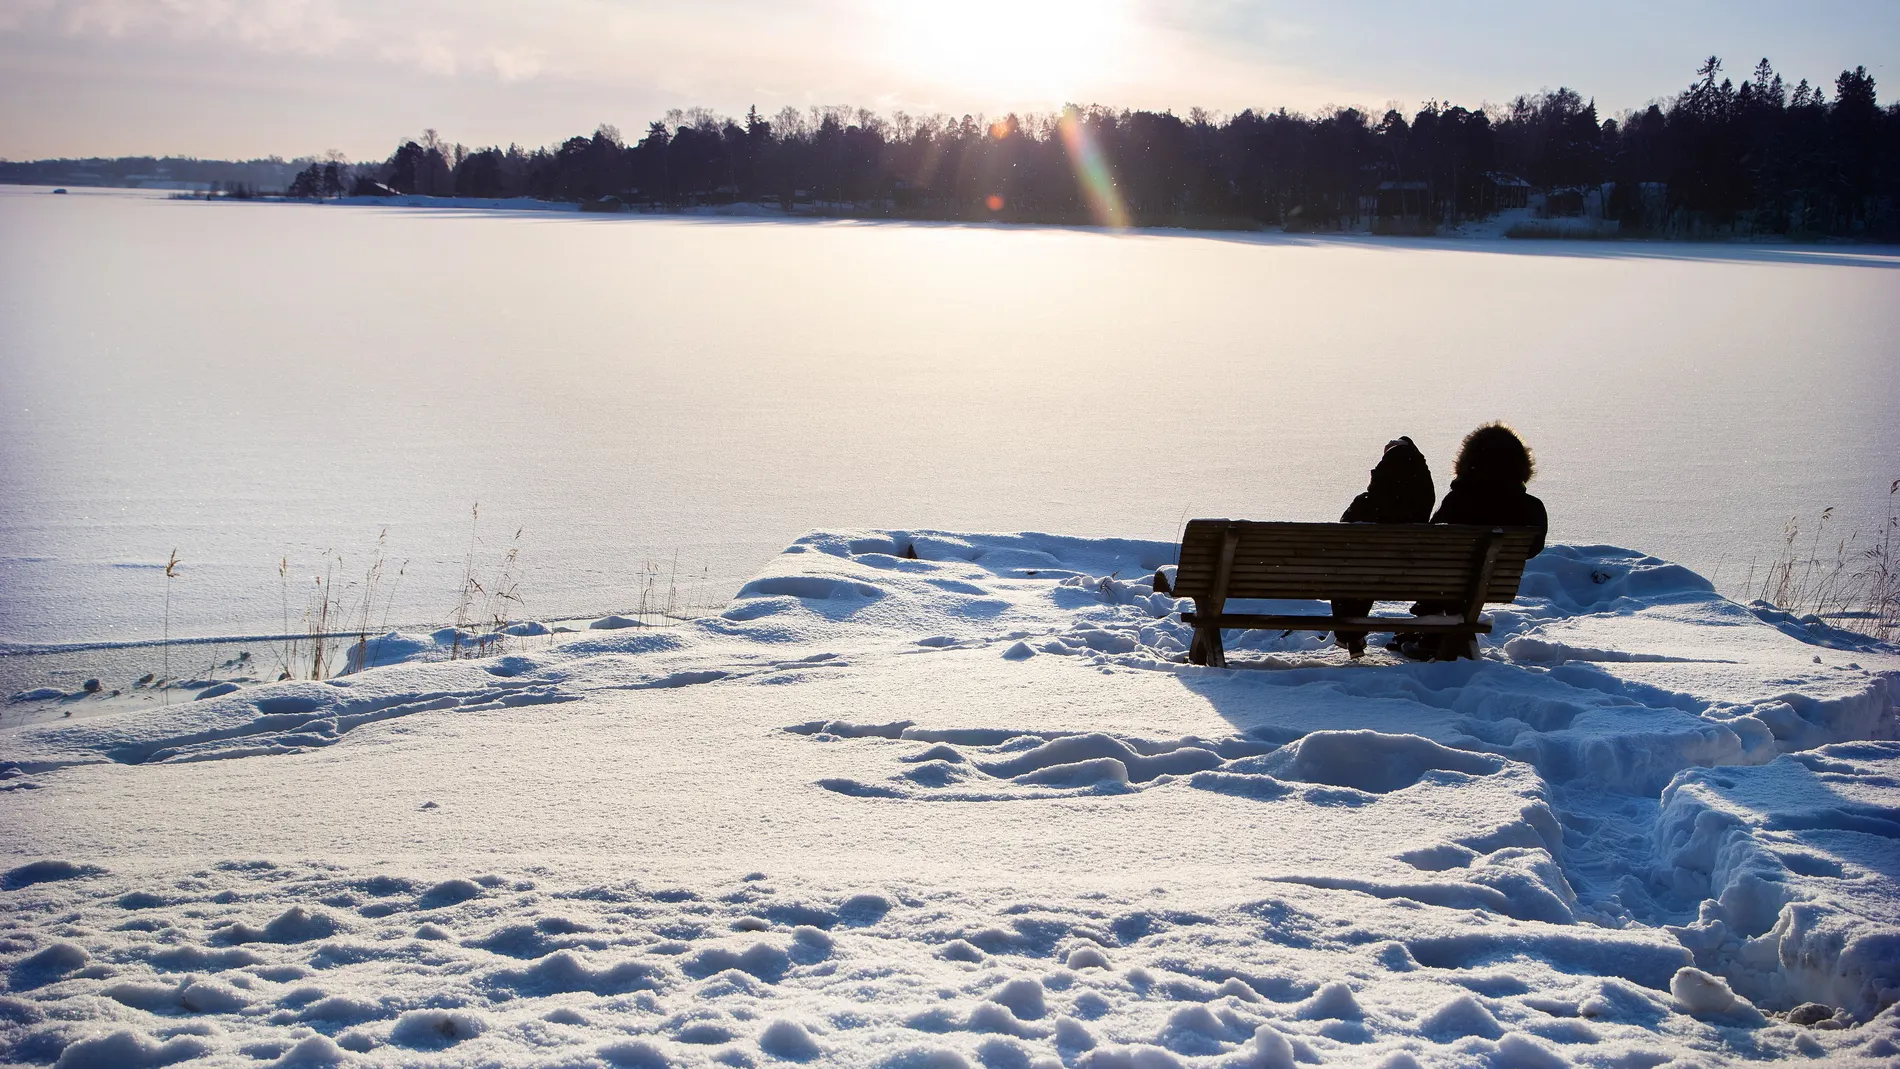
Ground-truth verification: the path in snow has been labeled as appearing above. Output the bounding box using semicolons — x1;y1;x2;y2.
3;531;1897;1068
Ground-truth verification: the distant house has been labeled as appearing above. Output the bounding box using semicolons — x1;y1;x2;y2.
1481;172;1530;211
1543;187;1586;217
1376;180;1429;218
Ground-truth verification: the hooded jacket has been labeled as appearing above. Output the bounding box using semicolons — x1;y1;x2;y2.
1340;436;1435;524
1432;477;1548;556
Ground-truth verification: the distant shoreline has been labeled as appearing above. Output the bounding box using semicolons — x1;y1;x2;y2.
13;182;1900;248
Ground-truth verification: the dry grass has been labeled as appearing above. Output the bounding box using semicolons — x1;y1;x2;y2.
1744;480;1900;643
162;550;180;705
596;552;720;629
631;552;684;627
275;530;409;680
450;505;525;660
293;552;341;680
148;508;731;689
346;529;406;673
280;507;526;677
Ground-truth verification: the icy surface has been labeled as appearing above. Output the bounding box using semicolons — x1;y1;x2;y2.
3;530;1897;1067
3;187;1898;652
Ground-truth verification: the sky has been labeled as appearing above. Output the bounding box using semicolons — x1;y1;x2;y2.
0;0;1894;161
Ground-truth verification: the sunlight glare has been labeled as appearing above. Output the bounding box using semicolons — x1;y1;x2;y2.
879;0;1128;103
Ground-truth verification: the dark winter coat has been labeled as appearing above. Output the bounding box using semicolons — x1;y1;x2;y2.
1340;437;1435;524
1333;438;1435;643
1431;477;1549;557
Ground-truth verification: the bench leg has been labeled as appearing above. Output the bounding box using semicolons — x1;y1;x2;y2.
1189;530;1237;670
1447;530;1502;663
1200;626;1227;668
1187;596;1212;667
1432;633;1481;661
1188;626;1227;667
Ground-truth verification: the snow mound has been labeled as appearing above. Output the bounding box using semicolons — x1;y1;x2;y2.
1257;730;1502;793
1671;967;1758;1018
217;905;341;944
488;949;671;996
387;1008;486;1047
2;859;103;890
1656;741;1900;1018
270;1035;348;1068
50;1030;210;1069
759;1017;823;1059
10;942;89;988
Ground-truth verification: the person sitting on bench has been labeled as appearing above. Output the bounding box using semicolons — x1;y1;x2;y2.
1398;422;1548;659
1331;436;1434;658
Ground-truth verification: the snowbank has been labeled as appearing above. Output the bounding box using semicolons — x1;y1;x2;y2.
2;530;1896;1067
1658;742;1900;1019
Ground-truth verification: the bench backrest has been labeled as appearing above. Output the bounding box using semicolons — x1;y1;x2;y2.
1173;520;1539;604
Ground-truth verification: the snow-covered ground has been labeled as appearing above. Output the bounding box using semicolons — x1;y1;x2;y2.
4;530;1897;1068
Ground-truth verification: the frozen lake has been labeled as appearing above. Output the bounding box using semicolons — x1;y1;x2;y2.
2;186;1897;654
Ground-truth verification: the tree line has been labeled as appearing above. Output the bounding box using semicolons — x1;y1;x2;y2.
0;155;301;191
1;55;1879;237
296;58;1893;237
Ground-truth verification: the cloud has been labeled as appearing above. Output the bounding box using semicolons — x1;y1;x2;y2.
6;0;360;53
489;48;544;83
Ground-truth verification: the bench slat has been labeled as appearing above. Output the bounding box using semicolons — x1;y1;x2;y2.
1189;537;1537;551
1206;563;1520;577
1181;536;1501;549
1182;613;1492;635
1179;569;1528;591
1185;584;1495;600
1178;527;1535;546
1185;560;1505;573
1177;520;1534;541
1199;567;1528;585
1177;584;1527;602
1178;540;1539;558
1180;526;1532;544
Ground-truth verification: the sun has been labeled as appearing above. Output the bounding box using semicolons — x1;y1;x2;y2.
879;0;1128;104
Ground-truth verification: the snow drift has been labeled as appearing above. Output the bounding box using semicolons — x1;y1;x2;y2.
2;530;1896;1068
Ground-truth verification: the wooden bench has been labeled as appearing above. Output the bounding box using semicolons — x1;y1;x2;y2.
1172;520;1541;666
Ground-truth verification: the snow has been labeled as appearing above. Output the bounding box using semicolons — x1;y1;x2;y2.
1669;968;1756;1019
4;529;1898;1067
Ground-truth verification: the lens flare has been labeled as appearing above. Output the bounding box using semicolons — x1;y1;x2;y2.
986;194;1006;212
1058;107;1128;229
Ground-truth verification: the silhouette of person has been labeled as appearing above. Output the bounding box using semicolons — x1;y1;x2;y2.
1332;436;1434;658
1430;422;1547;552
1400;422;1548;659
